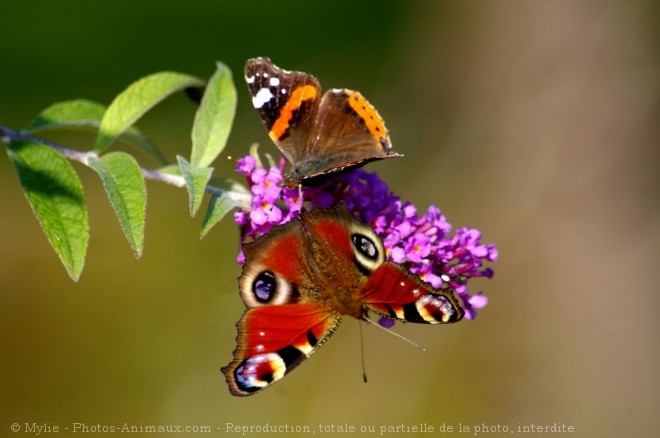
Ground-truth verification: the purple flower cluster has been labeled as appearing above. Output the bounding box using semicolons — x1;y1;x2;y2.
233;154;301;250
234;153;497;319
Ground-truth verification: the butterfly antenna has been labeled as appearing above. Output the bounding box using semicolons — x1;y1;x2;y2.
359;320;368;383
361;315;426;352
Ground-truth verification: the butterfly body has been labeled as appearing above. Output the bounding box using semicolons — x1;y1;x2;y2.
223;204;464;396
245;58;403;186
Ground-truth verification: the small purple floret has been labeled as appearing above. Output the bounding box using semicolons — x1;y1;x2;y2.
378;317;396;329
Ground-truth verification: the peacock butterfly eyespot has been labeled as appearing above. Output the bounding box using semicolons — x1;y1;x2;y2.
351;233;378;260
253;271;276;303
349;226;385;274
240;265;296;307
234;353;286;393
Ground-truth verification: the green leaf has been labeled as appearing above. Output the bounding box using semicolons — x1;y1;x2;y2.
177;155;212;217
208;177;251;209
156;164;182;176
25;99;169;165
24;99;106;132
191;62;237;168
95;72;205;152
248;142;264;168
6;140;89;281
209;177;251;197
200;192;239;238
88;152;146;258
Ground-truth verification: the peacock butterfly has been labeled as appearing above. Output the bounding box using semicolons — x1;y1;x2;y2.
222;204;464;396
245;57;403;187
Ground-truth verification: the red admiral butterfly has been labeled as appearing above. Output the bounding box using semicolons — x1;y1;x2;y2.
244;57;403;187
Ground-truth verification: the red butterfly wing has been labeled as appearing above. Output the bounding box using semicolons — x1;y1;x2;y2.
363;263;464;324
224;211;343;396
222;303;340;396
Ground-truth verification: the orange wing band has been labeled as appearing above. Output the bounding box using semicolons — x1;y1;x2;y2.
347;92;388;139
269;85;318;141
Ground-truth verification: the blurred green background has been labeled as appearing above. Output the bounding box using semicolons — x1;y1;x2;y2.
1;0;658;436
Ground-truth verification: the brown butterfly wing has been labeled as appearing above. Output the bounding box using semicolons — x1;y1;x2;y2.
291;89;402;182
245;57;322;166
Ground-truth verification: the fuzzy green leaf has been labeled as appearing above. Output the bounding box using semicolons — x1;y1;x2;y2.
7;141;89;281
177;155;212;217
209;177;251;197
26;99;169;165
88;152;146;258
190;62;236;168
200;192;239;238
24;99;106;132
156;164;182;176
95;72;204;152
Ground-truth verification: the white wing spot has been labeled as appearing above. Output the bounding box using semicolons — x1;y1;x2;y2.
246;75;255;84
281;88;287;94
252;88;274;109
263;72;269;78
269;77;280;86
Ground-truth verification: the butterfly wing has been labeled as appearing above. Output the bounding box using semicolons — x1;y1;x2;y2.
222;214;341;396
362;263;464;324
222;304;341;396
293;89;402;182
245;57;322;167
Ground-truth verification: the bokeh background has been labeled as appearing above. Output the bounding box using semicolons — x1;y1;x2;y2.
1;1;658;436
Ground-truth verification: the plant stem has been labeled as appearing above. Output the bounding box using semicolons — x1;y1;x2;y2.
0;125;251;205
